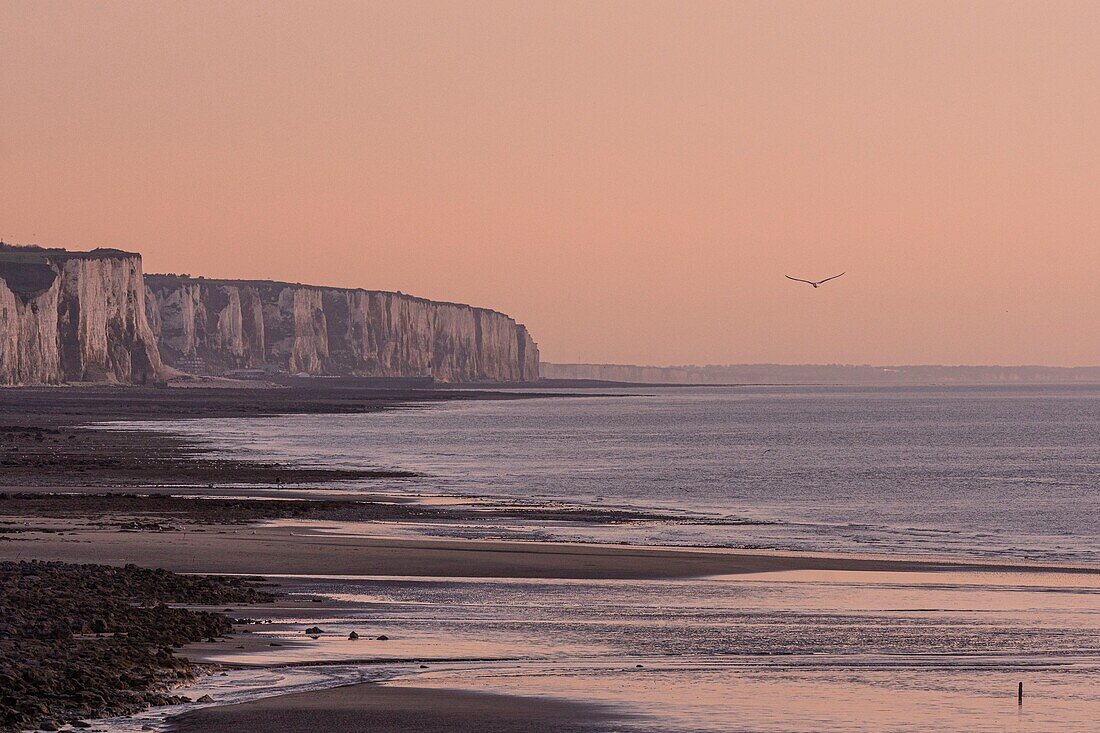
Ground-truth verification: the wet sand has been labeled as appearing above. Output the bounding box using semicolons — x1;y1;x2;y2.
166;683;616;733
1;521;1093;579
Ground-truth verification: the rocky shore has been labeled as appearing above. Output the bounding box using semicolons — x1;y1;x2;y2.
0;492;668;528
0;560;273;732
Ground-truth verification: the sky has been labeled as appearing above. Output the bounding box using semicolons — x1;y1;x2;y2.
2;1;1099;366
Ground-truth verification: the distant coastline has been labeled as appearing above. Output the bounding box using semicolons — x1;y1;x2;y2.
540;362;1100;385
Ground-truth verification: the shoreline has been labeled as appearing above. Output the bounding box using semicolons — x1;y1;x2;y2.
0;383;570;492
3;519;1097;580
5;383;1100;732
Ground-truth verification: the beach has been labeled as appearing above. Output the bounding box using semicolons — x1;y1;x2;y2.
5;384;1100;732
9;518;1096;733
5;515;1096;579
165;684;614;733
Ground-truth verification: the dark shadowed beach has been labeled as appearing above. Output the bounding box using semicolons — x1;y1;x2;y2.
166;684;615;733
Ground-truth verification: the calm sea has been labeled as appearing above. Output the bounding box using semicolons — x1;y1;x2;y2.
101;385;1100;732
129;384;1100;565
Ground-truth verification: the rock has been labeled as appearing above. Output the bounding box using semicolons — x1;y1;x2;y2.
144;275;539;382
376;635;389;641
0;244;164;385
0;560;274;732
197;694;214;703
347;631;359;640
304;626;323;635
39;720;60;731
0;243;540;386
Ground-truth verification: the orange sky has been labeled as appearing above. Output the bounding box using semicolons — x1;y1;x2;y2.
2;1;1099;366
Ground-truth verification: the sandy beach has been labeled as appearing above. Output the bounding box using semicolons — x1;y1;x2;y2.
3;519;1094;580
8;502;1100;730
165;683;614;733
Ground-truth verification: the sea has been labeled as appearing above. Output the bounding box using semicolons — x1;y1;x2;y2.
130;384;1100;565
101;385;1100;732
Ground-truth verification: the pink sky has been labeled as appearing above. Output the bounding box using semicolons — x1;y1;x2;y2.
3;1;1099;366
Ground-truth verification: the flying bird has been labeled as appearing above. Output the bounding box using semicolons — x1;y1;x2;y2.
785;272;845;288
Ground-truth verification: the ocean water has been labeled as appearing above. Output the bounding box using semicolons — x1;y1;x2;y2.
101;385;1100;731
127;384;1100;565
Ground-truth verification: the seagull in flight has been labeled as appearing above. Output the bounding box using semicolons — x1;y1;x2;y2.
785;272;845;288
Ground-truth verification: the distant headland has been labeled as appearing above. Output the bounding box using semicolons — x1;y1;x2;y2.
541;362;1100;386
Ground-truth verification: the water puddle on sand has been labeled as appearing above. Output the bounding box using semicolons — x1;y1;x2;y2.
98;567;1100;732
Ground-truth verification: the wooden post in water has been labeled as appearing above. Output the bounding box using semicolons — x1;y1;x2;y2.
1018;682;1023;704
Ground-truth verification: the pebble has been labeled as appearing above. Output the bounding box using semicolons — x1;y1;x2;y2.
1;560;274;732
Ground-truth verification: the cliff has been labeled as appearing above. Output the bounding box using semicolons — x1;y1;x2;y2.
0;244;163;385
1;243;538;386
144;276;539;382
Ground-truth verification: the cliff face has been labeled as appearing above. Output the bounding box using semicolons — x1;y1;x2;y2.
0;245;163;385
1;243;537;385
145;276;539;382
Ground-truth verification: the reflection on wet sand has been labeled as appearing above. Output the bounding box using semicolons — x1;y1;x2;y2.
98;566;1100;733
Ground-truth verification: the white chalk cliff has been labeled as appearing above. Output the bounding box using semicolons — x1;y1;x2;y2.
1;244;538;385
0;245;163;385
144;276;539;382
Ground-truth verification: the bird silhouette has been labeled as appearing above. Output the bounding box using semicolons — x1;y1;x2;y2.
785;272;845;288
